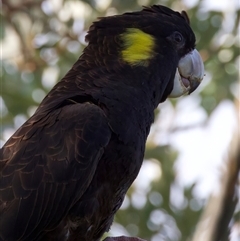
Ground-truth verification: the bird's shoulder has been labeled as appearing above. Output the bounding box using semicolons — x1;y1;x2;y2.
0;101;111;202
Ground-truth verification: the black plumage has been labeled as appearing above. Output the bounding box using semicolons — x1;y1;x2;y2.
1;5;197;241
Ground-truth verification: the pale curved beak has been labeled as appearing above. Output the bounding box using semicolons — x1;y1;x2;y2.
169;49;205;98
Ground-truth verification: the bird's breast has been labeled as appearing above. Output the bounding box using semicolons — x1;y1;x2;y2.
68;132;145;240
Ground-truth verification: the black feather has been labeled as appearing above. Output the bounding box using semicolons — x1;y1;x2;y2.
0;5;196;241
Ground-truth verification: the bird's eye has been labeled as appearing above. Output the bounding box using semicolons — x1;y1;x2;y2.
167;31;185;47
174;32;183;43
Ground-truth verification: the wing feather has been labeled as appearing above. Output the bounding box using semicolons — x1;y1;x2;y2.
0;102;111;240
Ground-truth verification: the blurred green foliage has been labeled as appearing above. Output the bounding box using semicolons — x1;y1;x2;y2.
1;0;239;240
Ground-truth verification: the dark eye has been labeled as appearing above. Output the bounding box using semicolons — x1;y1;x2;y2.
167;31;185;47
174;32;183;43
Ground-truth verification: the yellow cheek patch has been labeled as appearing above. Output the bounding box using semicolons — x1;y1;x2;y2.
121;28;155;66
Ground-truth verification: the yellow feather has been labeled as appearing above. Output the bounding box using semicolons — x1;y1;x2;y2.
121;28;155;66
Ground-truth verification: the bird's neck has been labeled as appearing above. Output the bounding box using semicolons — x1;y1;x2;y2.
38;60;170;144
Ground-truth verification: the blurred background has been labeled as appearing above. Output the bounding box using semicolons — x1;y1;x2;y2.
1;0;239;240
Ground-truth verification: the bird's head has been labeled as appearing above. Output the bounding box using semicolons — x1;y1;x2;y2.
83;5;204;101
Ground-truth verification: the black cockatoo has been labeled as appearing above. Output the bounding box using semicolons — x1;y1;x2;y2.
0;5;204;241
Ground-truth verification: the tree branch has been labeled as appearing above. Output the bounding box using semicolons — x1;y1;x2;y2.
191;128;240;241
